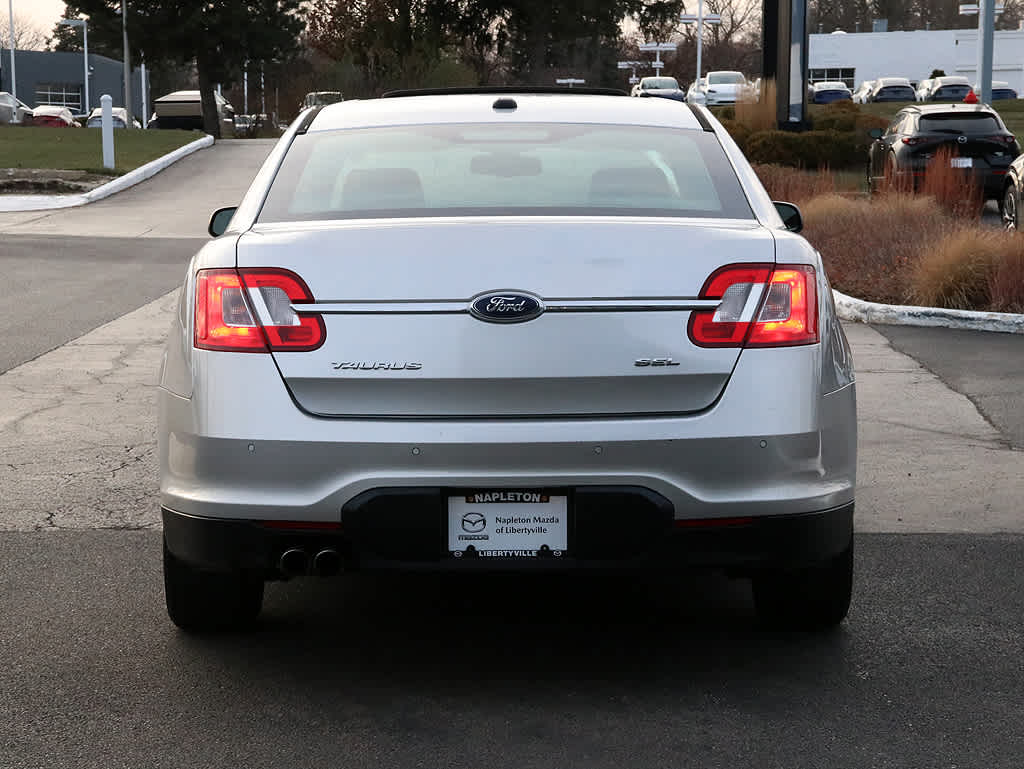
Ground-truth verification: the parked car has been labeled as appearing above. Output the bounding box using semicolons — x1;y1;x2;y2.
915;78;935;102
150;90;236;135
160;88;857;634
0;91;33;124
997;151;1024;229
811;81;853;104
868;103;1018;200
691;71;748;106
684;78;707;104
632;76;686;101
31;105;80;127
300;91;343;110
852;80;876;104
867;77;916;102
973;80;1018;101
921;75;972;102
85;107;141;129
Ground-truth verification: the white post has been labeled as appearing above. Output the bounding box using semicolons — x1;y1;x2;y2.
82;22;89;114
140;58;147;127
101;94;114;170
243;67;248;114
7;0;16;101
261;68;266;115
696;0;704;84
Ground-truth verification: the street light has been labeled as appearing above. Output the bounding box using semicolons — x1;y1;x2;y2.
638;42;676;72
960;1;1004;104
680;1;722;87
7;0;16;101
58;19;89;115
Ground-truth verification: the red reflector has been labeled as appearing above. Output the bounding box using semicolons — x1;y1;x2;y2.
674;517;754;528
260;521;343;530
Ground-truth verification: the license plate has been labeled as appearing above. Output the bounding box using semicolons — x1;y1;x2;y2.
950;157;973;168
448;491;568;558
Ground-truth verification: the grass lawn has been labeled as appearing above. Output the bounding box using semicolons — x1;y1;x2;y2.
0;126;204;174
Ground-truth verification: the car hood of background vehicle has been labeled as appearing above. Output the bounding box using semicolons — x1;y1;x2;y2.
643;89;686;100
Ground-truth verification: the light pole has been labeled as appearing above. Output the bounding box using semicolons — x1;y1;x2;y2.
58;19;89;115
680;1;722;86
7;0;16;101
120;0;132;127
638;42;677;74
960;2;1004;104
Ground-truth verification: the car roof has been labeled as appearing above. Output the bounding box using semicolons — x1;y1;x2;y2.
935;76;969;84
307;93;705;132
876;77;912;86
33;105;69;116
900;103;997;115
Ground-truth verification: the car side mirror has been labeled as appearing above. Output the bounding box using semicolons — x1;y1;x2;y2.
868;128;883;139
208;206;237;238
773;201;803;233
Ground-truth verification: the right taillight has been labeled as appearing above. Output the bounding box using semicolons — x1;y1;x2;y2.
688;263;819;348
194;268;325;352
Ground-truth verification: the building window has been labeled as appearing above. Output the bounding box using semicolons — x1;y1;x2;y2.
809;68;856;88
35;83;83;112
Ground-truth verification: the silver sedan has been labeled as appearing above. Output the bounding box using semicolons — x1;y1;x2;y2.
159;88;857;633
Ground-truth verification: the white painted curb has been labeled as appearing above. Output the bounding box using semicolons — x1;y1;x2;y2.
833;289;1024;334
0;134;214;213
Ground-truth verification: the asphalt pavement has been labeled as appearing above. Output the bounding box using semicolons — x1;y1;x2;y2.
873;324;1024;449
1;531;1022;769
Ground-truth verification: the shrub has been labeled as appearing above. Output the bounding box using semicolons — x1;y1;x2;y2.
988;245;1024;312
718;118;751;153
753;164;836;204
735;79;777;133
801;193;958;304
716;106;736;121
746;129;860;169
910;229;1004;309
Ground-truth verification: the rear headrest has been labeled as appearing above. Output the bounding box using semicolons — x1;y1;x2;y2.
342;168;425;210
589;167;672;204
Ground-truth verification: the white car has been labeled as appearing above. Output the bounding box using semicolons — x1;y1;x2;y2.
158;88;857;634
685;78;707;104
694;71;748;106
85;107;142;129
0;92;33;124
852;81;876;104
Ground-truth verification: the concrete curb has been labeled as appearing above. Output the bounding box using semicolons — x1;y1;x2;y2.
0;134;214;213
833;289;1024;334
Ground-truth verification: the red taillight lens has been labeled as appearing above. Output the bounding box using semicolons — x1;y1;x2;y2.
688;263;819;348
194;268;325;352
902;137;925;145
987;134;1016;144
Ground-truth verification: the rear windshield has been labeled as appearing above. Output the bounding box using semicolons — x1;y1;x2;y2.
708;73;745;85
920;114;1001;133
934;85;970;96
877;86;915;99
258;123;754;222
642;78;679;90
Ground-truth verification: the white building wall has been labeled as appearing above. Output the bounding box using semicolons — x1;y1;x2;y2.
810;29;1024;92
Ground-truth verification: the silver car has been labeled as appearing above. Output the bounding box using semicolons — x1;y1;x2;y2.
159;88;857;633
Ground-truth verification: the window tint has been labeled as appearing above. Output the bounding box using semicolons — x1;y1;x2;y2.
642;78;679;89
920;114;1001;133
258;123;754;222
708;73;745;85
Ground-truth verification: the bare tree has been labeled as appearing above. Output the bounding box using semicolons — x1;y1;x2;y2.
0;12;49;51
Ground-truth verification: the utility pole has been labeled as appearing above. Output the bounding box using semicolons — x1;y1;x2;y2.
121;0;132;127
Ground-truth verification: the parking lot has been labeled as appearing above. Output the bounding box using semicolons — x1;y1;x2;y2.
1;138;1022;768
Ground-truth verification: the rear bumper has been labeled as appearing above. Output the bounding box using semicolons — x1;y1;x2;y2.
162;497;854;575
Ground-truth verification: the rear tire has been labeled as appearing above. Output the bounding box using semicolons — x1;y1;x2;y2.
163;538;264;632
752;540;853;631
1002;185;1019;232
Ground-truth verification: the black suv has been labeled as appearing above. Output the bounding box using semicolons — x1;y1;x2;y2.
868;104;1019;200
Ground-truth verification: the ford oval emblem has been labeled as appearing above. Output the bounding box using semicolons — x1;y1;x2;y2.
469;290;545;323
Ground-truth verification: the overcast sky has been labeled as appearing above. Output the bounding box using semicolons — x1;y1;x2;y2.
14;0;67;34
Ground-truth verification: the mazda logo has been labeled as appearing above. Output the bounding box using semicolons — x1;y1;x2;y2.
461;512;486;532
469;291;545;323
957;135;967;144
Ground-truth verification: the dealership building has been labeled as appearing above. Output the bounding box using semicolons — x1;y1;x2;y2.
810;26;1024;91
0;50;148;118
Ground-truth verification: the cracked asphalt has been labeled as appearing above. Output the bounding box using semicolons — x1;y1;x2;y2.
0;138;1022;768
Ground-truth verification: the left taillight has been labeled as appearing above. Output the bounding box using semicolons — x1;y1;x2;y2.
194;268;325;352
687;263;819;348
